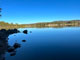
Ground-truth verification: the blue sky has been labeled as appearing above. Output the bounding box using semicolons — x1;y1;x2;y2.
0;0;80;24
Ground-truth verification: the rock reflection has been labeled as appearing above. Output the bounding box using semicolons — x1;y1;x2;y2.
0;29;28;60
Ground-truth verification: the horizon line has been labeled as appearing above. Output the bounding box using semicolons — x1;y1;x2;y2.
0;19;80;24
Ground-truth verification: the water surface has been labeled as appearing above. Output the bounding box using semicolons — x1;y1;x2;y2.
5;27;80;60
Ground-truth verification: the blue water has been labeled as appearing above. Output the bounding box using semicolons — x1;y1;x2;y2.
6;27;80;60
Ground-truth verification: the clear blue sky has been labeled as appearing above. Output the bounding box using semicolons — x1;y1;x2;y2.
1;0;80;24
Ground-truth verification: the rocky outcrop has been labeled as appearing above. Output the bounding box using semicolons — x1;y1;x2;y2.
0;29;28;60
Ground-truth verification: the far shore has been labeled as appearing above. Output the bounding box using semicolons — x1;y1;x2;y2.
0;20;80;29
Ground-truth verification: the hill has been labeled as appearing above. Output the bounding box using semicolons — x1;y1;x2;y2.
0;20;80;29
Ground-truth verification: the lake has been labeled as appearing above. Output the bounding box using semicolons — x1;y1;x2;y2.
2;27;80;60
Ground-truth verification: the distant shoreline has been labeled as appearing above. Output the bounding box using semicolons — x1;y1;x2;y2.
0;20;80;29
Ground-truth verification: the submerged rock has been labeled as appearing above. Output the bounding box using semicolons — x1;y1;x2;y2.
30;31;32;33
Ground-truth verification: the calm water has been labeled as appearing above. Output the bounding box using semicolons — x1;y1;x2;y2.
5;27;80;60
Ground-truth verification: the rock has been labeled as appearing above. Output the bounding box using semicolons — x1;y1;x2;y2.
0;45;3;47
22;40;26;42
0;29;6;32
7;29;20;34
8;47;15;52
23;30;28;34
13;43;21;49
13;29;20;33
0;29;23;59
14;35;16;36
10;51;16;56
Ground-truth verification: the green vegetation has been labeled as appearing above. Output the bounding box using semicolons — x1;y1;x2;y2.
0;21;26;29
25;20;80;28
0;20;80;29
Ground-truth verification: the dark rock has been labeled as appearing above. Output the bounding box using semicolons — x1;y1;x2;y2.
6;29;20;34
22;40;26;42
13;43;21;49
7;45;11;48
23;30;28;34
0;29;22;60
13;29;20;33
10;52;16;56
0;45;3;47
0;29;6;32
8;47;15;52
